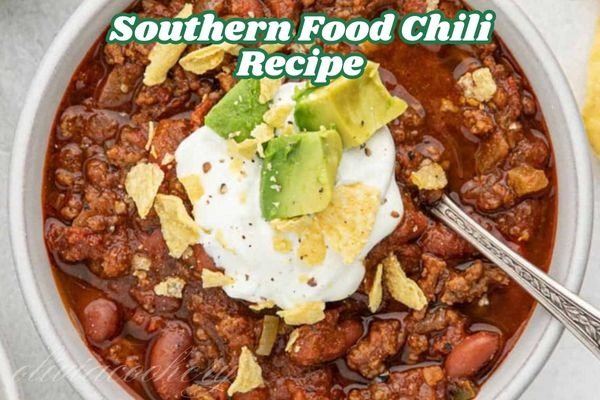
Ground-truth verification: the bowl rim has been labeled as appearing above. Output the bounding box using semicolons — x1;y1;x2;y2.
8;0;594;399
468;1;594;398
9;3;129;399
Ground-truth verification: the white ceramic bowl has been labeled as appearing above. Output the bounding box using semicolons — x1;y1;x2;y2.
0;339;20;400
9;0;594;399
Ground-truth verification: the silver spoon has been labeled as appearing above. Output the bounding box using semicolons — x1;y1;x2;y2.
430;194;600;359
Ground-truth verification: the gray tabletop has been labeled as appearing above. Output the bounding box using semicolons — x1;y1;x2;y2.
1;0;599;399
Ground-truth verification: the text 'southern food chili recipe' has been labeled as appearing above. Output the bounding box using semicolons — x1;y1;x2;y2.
42;1;557;399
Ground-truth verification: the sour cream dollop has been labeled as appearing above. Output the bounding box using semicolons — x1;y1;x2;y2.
175;83;403;309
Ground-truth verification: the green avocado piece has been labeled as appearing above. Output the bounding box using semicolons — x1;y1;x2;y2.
204;79;270;142
261;129;343;221
294;62;408;148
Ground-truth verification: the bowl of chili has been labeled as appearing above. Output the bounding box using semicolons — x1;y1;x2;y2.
9;0;594;399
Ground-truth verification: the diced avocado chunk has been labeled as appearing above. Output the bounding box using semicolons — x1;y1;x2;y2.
261;129;343;221
205;79;271;142
294;62;408;148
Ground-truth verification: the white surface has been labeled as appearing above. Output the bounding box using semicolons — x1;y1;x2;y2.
176;97;401;309
515;1;600;398
0;340;19;400
0;0;598;399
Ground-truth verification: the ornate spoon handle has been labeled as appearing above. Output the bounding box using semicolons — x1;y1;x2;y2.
430;194;600;360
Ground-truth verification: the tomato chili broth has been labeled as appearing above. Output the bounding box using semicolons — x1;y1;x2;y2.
42;0;557;399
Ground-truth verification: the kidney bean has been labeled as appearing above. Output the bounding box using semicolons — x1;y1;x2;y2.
82;298;121;343
149;321;193;400
444;331;500;379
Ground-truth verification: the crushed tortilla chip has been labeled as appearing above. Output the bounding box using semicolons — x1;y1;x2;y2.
256;316;280;356
270;217;310;233
154;194;200;258
132;253;151;272
440;98;459;113
202;269;235;288
153;276;186;298
277;302;325;326
161;153;175;166
251;123;275;143
583;18;600;158
125;163;164;219
150;145;159;159
410;161;448;190
132;254;152;280
132;270;147;281
260;43;286;54
290;43;311;54
259;78;283;104
297;226;326;266
457;67;497;103
285;329;301;353
368;264;384;313
263;103;294;128
249;300;276;311
316;183;380;264
426;0;440;11
215;229;236;254
179;43;241;75
280;123;296;136
143;4;193;86
227;347;265;396
272;235;293;253
271;217;326;266
230;158;245;179
227;138;259;160
180;175;205;203
250;123;275;157
506;165;549;197
271;184;381;266
145;121;156;151
382;254;428;310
